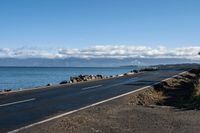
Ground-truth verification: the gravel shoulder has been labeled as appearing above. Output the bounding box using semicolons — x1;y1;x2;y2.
18;67;200;133
19;100;200;133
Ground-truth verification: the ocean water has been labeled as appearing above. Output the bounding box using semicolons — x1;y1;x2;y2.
0;66;138;91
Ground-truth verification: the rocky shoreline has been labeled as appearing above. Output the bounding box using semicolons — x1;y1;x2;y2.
0;66;158;93
59;67;158;85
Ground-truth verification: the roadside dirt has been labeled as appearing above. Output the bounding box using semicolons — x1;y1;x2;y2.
18;69;200;133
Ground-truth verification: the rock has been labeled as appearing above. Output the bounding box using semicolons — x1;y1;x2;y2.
91;76;96;80
118;74;124;77
126;72;135;75
130;70;138;73
72;79;77;83
4;89;11;92
97;75;103;79
46;83;52;86
139;67;158;72
78;75;85;81
60;80;68;84
60;74;106;85
112;75;116;78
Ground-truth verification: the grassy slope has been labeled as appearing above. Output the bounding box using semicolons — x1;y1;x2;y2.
190;83;200;109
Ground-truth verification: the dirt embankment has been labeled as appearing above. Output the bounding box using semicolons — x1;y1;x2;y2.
18;68;200;133
129;69;200;109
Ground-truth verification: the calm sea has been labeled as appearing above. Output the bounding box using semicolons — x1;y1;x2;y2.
0;66;138;91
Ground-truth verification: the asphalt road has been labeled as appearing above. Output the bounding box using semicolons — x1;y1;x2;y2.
0;67;190;133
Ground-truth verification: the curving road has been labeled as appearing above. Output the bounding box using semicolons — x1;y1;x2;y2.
0;67;191;133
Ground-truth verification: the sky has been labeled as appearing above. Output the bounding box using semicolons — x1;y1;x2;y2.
0;0;200;59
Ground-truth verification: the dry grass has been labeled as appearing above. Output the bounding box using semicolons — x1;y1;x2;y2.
189;83;200;109
195;84;200;96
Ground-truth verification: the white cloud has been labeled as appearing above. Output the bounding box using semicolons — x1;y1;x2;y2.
0;45;200;60
0;48;12;57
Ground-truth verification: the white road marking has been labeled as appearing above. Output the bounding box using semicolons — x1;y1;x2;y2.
81;85;102;90
0;98;36;107
106;77;140;88
8;86;150;133
7;70;190;133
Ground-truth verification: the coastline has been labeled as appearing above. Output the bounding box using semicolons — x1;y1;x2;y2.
0;66;139;93
0;72;141;95
1;63;199;95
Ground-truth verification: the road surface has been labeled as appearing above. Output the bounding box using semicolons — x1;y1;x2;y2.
0;67;190;133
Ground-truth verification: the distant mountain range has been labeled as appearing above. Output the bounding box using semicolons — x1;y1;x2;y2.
0;57;199;67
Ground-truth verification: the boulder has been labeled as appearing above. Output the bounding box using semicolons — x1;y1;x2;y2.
60;74;106;85
4;89;11;92
126;72;134;75
97;75;103;79
112;75;116;78
46;83;52;86
72;79;78;83
60;80;68;84
91;76;96;80
130;70;138;73
139;67;158;72
118;74;124;77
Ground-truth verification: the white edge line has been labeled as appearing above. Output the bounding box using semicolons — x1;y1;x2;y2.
8;86;150;133
81;85;102;90
8;70;190;133
0;98;36;107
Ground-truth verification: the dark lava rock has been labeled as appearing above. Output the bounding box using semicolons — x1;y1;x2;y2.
60;80;68;84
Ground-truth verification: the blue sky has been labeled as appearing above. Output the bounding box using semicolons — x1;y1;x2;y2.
0;0;200;49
